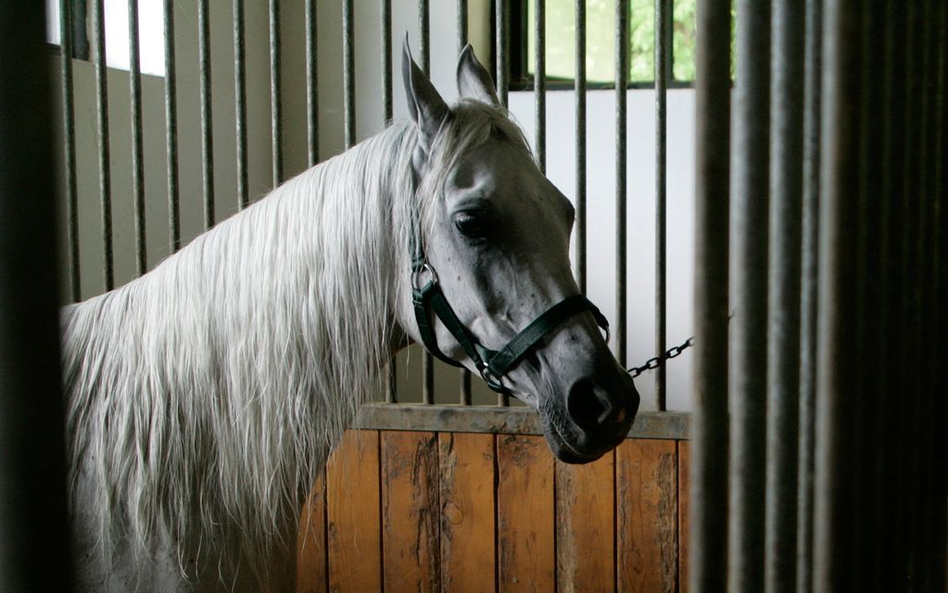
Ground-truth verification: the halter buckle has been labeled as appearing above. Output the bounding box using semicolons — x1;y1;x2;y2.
411;262;438;292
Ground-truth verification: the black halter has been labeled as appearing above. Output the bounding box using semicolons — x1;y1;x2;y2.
409;225;610;394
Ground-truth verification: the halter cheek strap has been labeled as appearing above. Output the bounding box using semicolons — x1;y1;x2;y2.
411;259;610;393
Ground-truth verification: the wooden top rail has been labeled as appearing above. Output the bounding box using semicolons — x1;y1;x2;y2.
353;404;690;441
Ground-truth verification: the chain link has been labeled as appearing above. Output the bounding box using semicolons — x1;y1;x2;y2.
627;336;695;378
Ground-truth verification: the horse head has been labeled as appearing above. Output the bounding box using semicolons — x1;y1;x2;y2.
398;40;639;463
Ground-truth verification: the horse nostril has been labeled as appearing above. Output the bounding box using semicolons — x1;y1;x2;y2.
566;379;615;431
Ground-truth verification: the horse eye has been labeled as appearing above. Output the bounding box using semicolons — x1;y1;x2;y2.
454;213;487;239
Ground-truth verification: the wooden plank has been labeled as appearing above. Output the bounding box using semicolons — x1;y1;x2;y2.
439;432;496;593
326;430;382;593
555;451;616;593
380;431;440;592
297;470;328;593
616;439;678;593
678;441;690;593
497;434;555;593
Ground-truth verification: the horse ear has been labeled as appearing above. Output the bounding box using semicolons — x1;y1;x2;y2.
402;34;448;152
457;45;500;107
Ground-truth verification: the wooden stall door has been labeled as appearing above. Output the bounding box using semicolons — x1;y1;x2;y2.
298;430;689;593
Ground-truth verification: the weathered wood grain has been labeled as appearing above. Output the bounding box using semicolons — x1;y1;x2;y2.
616;439;678;593
439;432;496;593
678;441;690;593
497;434;555;593
380;431;440;593
326;430;382;593
297;470;328;593
555;451;616;593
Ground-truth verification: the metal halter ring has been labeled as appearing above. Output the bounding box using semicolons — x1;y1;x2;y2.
411;262;438;292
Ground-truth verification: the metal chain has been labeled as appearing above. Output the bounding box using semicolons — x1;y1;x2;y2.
627;335;696;378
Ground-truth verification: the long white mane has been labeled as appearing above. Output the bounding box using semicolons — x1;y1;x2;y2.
60;101;528;586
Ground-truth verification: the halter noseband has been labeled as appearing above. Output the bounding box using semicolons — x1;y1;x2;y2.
410;234;610;394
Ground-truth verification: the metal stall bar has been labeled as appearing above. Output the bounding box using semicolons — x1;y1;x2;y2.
766;0;803;590
418;0;435;406
457;0;472;405
60;0;81;301
915;3;936;587
929;3;947;590
690;0;731;589
495;0;509;109
730;0;770;589
575;0;586;294
457;0;468;50
92;0;114;290
343;0;354;150
198;0;215;229
813;0;862;588
235;0;249;209
496;0;509;405
129;0;146;276
654;0;671;411
305;0;319;166
270;0;283;186
534;0;545;172
856;2;887;588
901;1;923;584
382;0;397;404
878;1;907;588
0;2;74;588
164;0;181;252
796;1;821;591
615;0;628;368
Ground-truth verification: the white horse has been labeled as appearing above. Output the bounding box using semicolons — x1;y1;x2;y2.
60;42;639;592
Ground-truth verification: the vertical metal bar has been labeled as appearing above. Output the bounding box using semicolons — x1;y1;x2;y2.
269;0;283;187
164;0;181;252
459;0;472;405
91;0;113;290
0;5;74;588
729;0;770;589
234;0;249;209
495;0;509;108
198;0;215;230
878;2;907;588
767;0;804;591
381;0;392;123
457;0;468;50
856;2;887;589
654;0;671;411
575;0;587;294
813;0;861;588
534;0;545;172
381;0;397;405
615;0;628;367
419;0;434;406
419;0;430;75
343;0;355;149
305;0;319;166
796;2;821;590
690;0;731;589
459;0;472;406
129;0;146;276
496;0;509;406
60;0;80;301
929;2;947;590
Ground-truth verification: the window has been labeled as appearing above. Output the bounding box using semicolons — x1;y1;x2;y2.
46;0;167;77
511;0;710;89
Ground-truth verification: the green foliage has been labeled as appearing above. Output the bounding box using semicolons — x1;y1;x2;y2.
527;0;705;84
